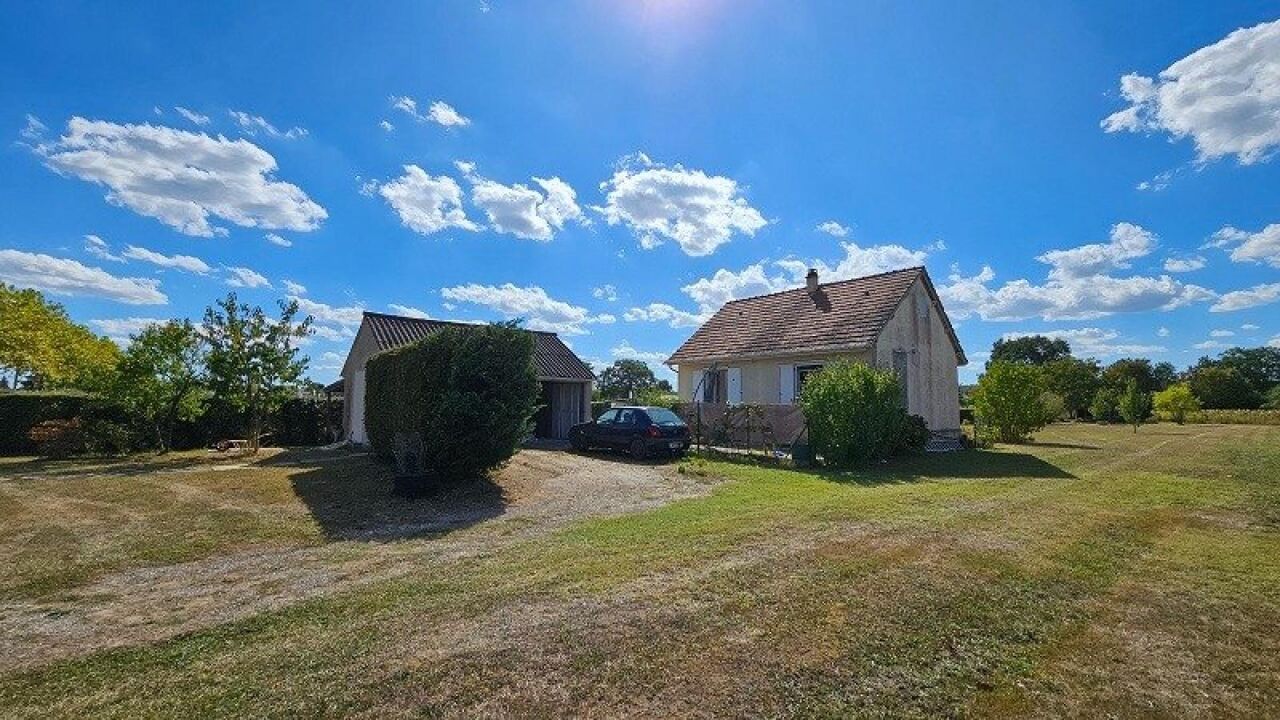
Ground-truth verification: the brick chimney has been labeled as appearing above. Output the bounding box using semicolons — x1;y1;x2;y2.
805;268;819;294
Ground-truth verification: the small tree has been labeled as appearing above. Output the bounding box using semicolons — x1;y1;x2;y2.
113;320;205;452
203;294;312;453
598;359;658;399
1117;379;1150;433
1089;387;1120;423
1042;357;1101;419
799;361;905;466
1153;383;1200;424
971;362;1047;443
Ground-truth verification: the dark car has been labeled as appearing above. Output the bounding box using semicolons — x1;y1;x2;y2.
569;406;691;459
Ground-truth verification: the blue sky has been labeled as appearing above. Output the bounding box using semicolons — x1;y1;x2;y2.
2;1;1279;383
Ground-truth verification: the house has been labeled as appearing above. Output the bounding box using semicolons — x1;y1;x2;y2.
666;266;967;435
339;312;595;444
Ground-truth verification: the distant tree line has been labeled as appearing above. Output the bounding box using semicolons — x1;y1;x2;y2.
971;334;1280;442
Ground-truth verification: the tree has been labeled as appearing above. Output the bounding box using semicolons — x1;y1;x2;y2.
202;294;312;453
1153;383;1200;424
1216;347;1280;398
1090;387;1120;423
1102;358;1157;394
990;335;1072;366
971;362;1048;443
598;359;658;399
0;283;121;389
1151;361;1178;392
1187;365;1260;409
1264;385;1280;410
113;320;205;452
1042;357;1101;418
1117;379;1150;433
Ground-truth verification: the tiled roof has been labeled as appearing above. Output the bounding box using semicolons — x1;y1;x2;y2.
361;312;595;381
666;266;966;365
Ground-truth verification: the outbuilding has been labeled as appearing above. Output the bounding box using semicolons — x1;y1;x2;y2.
339;312;595;443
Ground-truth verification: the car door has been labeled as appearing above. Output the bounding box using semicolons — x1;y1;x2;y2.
591;409;619;447
611;408;638;448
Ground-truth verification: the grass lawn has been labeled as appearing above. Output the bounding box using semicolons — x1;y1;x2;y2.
2;423;1278;717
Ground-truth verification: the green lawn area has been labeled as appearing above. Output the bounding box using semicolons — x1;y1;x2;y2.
2;424;1278;717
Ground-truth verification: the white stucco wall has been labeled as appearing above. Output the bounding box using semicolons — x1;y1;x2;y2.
340;323;380;443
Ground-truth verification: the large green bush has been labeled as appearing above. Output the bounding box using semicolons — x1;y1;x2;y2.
1153;383;1200;424
799;361;908;466
972;362;1048;443
365;322;539;485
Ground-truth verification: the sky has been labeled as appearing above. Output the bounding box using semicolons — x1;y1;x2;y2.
2;1;1279;384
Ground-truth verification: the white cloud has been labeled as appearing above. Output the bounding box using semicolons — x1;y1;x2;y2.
1242;323;1260;330
224;266;271;289
174;107;210;126
1101;19;1280;164
371;165;478;235
595;153;767;256
1002;328;1165;357
265;232;292;248
1157;327;1170;337
939;264;1214;322
19;114;46;141
389;96;471;128
1205;224;1280;268
458;162;586;241
592;284;618;302
90;317;167;341
228;110;307;139
622;303;708;329
292;296;365;327
283;279;307;296
308;325;354;342
1194;339;1232;351
1036;222;1156;279
0;249;166;304
311;351;344;373
121;245;211;274
38;117;326;237
440;283;611;335
379;120;394;132
816;220;850;238
1210;329;1235;337
1210;282;1280;312
1270;335;1280;349
1163;255;1206;272
83;234;123;262
610;341;668;364
387;303;429;319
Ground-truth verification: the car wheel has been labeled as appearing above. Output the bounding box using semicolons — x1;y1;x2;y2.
629;437;649;460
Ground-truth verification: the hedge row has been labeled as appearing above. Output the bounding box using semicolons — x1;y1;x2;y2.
365;322;539;483
1156;409;1280;426
0;391;93;454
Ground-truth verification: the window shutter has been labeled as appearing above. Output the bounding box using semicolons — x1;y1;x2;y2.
778;364;795;404
727;367;743;405
692;369;706;402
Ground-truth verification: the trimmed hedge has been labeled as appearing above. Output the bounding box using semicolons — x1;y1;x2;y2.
365;322;539;484
0;391;92;455
1157;409;1280;426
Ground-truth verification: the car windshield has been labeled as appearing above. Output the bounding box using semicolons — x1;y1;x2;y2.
645;408;684;425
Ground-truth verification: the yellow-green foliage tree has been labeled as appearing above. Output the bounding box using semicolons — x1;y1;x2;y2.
972;362;1048;443
0;283;121;390
1153;382;1200;424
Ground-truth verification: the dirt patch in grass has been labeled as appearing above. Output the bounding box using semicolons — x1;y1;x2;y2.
0;449;712;673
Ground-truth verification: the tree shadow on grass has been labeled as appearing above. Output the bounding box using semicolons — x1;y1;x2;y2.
0;450;271;480
284;450;510;542
701;447;1077;486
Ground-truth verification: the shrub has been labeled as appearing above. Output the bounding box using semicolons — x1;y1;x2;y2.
1039;391;1066;424
1179;409;1280;425
1089;387;1120;423
365;322;539;487
1263;385;1280;410
799;361;906;466
1188;365;1260;409
894;414;931;455
0;391;91;455
1153;383;1200;424
972;362;1048;443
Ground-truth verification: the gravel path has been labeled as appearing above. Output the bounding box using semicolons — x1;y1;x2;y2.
0;449;716;673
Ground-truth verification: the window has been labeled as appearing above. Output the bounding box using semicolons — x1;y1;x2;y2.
616;408;639;425
645;408;684;426
700;368;728;403
596;409;619;424
795;364;824;396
